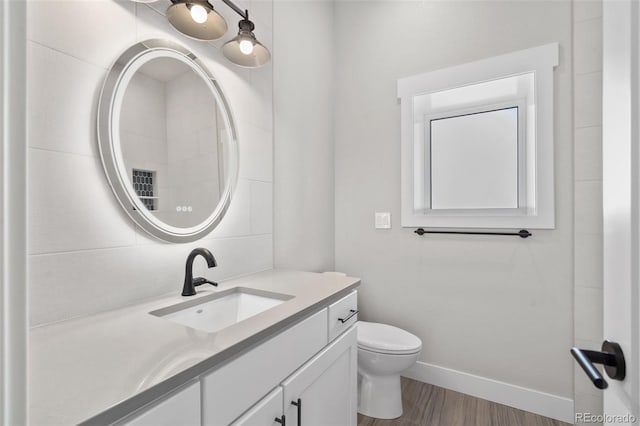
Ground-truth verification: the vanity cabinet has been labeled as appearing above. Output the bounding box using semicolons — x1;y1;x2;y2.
231;327;357;426
116;290;358;426
282;326;357;426
201;309;328;425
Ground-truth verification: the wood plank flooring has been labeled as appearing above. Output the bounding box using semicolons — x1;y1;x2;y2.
357;378;571;426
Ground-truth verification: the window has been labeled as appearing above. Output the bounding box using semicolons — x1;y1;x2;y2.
398;43;558;229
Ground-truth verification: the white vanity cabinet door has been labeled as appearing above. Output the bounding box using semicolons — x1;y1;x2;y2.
118;382;200;426
202;309;328;425
231;387;284;426
282;326;357;426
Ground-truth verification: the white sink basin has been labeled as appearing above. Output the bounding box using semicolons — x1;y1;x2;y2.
150;287;293;333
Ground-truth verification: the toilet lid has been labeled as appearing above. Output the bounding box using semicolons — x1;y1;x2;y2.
357;321;422;355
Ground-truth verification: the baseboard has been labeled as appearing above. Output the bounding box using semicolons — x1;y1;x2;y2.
403;361;574;424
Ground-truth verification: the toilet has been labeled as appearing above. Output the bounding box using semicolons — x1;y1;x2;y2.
357;321;422;419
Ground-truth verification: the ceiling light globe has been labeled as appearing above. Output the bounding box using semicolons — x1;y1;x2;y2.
190;4;208;23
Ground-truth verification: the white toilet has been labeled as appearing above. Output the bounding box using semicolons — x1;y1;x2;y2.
357;321;422;419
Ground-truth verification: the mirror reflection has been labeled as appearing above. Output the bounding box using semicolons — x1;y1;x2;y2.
119;56;229;228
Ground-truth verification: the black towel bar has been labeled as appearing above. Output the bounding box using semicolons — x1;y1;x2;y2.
414;228;532;238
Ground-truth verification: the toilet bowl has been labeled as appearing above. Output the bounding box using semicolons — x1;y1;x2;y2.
357;321;422;419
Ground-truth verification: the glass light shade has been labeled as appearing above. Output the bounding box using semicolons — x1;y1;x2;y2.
222;32;271;68
166;1;227;41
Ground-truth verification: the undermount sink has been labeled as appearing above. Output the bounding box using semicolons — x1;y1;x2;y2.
150;287;294;333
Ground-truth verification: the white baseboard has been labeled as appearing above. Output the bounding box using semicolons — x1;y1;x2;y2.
403;361;574;424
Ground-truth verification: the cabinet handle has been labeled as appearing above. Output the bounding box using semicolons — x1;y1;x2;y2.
338;309;358;323
274;414;286;425
291;398;302;426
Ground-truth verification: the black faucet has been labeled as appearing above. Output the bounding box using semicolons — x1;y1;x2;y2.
182;248;218;296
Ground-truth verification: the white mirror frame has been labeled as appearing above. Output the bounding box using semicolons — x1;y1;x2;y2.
398;43;559;229
97;39;238;243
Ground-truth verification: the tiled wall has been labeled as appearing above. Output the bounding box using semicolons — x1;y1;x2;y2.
27;0;274;327
573;0;604;419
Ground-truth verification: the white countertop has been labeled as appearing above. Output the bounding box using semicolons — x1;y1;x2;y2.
29;269;360;426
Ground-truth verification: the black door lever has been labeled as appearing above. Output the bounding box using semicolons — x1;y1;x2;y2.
571;340;626;389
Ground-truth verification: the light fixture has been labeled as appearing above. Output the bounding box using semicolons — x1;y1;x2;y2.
222;17;271;68
166;1;228;41
157;0;271;68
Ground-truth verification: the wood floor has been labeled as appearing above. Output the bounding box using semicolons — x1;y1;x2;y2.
357;378;571;426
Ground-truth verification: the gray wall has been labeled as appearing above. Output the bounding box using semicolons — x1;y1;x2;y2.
273;0;335;272
333;0;574;398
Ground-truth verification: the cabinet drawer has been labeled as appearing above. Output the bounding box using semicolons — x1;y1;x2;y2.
202;308;328;425
328;291;358;341
231;387;283;426
118;381;200;426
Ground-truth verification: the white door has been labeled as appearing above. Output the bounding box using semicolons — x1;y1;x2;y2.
601;0;639;422
281;327;357;426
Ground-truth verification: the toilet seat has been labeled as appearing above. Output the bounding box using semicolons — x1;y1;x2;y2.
357;321;422;355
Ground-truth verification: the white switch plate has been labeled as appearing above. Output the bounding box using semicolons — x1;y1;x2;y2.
375;212;391;229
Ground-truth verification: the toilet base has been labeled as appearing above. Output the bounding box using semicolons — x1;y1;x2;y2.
357;373;403;419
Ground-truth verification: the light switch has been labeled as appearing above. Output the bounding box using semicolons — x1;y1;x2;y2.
375;212;391;229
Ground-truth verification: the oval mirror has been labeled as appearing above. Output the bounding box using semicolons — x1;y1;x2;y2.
98;39;238;243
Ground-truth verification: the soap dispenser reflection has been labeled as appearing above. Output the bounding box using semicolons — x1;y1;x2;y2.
182;248;218;296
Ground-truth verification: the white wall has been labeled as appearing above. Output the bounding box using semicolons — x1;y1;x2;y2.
27;0;274;327
273;0;335;272
333;0;574;402
1;0;27;423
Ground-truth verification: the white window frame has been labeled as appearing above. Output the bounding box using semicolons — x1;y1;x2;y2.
398;43;559;229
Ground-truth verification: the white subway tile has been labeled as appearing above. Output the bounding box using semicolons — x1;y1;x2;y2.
575;126;602;181
209;178;252;238
27;42;104;157
250;0;273;30
574;18;602;75
29;243;191;326
574;392;603;419
574;286;603;342
239;124;273;182
251;181;273;234
27;0;137;69
574;0;602;23
28;149;136;254
575;72;603;128
200;235;273;282
574;181;603;234
575;233;603;289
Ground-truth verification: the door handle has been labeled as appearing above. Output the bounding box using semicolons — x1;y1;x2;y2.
291;398;302;426
274;414;286;425
571;340;626;389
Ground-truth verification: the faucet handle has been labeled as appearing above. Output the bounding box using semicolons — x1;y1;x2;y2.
192;277;218;287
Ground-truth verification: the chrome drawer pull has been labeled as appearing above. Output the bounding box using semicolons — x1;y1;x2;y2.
338;309;358;323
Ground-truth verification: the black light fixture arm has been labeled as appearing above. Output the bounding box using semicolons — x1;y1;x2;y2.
220;0;249;20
